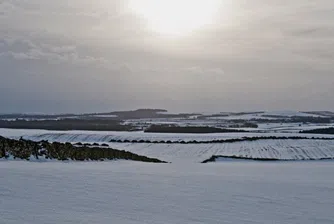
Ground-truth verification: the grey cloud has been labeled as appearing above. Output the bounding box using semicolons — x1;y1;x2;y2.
0;0;334;113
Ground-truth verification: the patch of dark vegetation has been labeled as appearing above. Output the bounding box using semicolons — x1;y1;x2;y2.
227;116;332;124
300;127;334;135
198;112;264;120
0;119;135;131
109;136;334;144
145;125;249;134
228;122;258;128
290;116;331;123
202;155;280;163
98;109;199;120
201;155;334;163
230;112;265;116
0;109;201;122
0;136;167;163
197;114;229;119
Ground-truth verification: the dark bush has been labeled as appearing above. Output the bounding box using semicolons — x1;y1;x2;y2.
0;136;168;163
300;127;334;135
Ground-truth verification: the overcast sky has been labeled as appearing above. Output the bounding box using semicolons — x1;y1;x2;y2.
1;0;333;113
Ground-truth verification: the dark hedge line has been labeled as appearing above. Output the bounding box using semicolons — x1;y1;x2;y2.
0;119;134;131
145;125;249;134
201;155;334;163
202;155;280;163
109;136;334;144
0;136;167;163
300;127;334;135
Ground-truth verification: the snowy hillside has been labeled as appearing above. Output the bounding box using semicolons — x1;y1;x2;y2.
1;128;334;162
106;139;334;163
2;128;334;144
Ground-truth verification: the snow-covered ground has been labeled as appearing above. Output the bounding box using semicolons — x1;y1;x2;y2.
1;128;334;144
256;123;334;133
1;161;334;224
2;128;334;163
107;139;334;163
261;110;327;117
88;114;118;118
203;111;329;121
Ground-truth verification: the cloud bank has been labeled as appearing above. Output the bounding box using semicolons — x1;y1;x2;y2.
0;0;333;113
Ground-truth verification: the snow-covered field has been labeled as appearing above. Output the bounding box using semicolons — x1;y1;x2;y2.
106;139;334;163
1;128;334;144
1;161;334;224
256;123;334;133
261;111;328;118
2;128;334;163
2;123;334;223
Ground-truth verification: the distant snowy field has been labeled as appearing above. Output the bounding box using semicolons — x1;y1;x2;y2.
2;128;334;162
106;140;334;163
1;161;334;224
1;128;334;143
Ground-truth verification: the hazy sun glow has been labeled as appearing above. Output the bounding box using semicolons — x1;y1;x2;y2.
128;0;222;36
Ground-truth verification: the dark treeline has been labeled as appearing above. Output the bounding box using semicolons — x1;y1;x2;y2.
0;119;134;131
300;127;334;135
257;116;331;123
201;155;280;163
109;136;334;144
0;136;167;163
86;109;197;120
201;155;334;163
144;125;249;134
289;116;332;123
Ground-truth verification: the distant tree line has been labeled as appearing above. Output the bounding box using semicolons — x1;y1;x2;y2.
109;136;334;144
201;155;280;163
257;116;331;124
0;119;135;131
0;136;167;163
300;127;334;135
201;155;334;163
144;125;249;134
228;122;258;128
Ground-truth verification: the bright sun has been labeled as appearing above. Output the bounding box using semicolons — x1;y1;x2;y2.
128;0;222;37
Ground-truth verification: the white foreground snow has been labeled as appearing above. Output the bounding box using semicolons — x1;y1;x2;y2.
1;161;334;224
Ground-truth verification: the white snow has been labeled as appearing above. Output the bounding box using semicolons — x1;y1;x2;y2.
256;123;334;133
106;139;334;163
261;110;327;117
1;161;334;224
205;111;329;121
1;128;334;144
207;114;275;120
89;114;118;118
2;128;334;163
